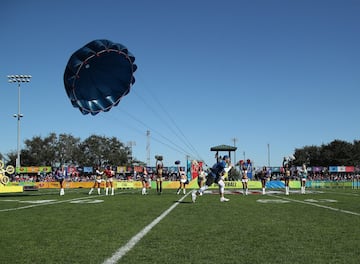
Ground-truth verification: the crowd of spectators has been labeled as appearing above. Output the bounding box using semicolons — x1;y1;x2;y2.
307;172;358;181
253;170;359;182
8;171;176;183
9;171;360;183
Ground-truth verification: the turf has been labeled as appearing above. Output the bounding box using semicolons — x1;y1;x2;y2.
0;187;359;264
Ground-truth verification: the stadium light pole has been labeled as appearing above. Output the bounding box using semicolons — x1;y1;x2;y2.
127;141;136;164
8;74;31;169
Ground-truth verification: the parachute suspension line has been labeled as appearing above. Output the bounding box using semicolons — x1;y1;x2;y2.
152;94;202;160
114;105;194;157
131;87;204;162
97;110;143;135
147;88;201;158
131;89;191;150
151;134;189;156
97;109;191;158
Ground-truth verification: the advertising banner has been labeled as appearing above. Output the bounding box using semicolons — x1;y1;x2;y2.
187;160;192;180
83;167;93;173
329;166;354;173
16;166;52;174
0;185;23;193
116;166;127;173
345;166;354;172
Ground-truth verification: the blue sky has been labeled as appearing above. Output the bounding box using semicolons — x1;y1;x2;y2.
1;0;359;168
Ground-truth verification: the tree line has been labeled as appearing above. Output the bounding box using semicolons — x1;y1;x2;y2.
292;139;360;167
1;134;359;168
1;133;138;168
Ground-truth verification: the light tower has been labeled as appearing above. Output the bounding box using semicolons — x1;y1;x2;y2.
127;141;136;165
8;75;32;169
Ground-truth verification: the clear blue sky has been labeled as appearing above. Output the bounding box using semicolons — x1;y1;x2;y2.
1;0;359;168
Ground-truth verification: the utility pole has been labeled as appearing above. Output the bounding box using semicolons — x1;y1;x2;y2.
231;137;238;165
146;130;150;166
127;141;136;165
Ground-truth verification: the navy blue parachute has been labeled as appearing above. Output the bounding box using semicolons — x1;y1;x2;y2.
64;39;137;115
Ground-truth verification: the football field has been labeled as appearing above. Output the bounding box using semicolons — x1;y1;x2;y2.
0;187;359;264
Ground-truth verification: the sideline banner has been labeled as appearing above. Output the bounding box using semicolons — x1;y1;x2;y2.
329;166;354;173
36;182;104;189
16;166;52;174
0;185;23;193
116;181;138;189
30;180;297;189
308;180;353;188
14;179;355;190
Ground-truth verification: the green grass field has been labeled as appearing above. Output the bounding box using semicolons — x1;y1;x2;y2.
0;187;359;264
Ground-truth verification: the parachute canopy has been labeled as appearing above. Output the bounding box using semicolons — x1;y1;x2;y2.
63;39;137;115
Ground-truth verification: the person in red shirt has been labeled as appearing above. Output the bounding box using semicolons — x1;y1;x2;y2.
103;166;115;196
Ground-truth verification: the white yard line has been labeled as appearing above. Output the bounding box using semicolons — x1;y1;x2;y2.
271;195;360;216
0;189;139;212
0;195;106;212
319;190;359;196
102;192;190;264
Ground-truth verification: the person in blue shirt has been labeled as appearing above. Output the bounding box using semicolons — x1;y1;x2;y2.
55;167;66;196
192;155;232;203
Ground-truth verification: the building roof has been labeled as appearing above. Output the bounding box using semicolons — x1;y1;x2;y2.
210;144;237;151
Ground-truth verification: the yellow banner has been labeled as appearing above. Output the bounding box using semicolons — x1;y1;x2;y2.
16;166;52;174
26;180;303;190
0;185;23;193
36;182;106;189
116;166;127;173
116;181;135;189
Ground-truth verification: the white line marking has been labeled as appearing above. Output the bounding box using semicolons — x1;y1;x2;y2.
0;189;137;212
271;195;360;216
102;193;190;264
320;190;359;197
0;195;106;212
